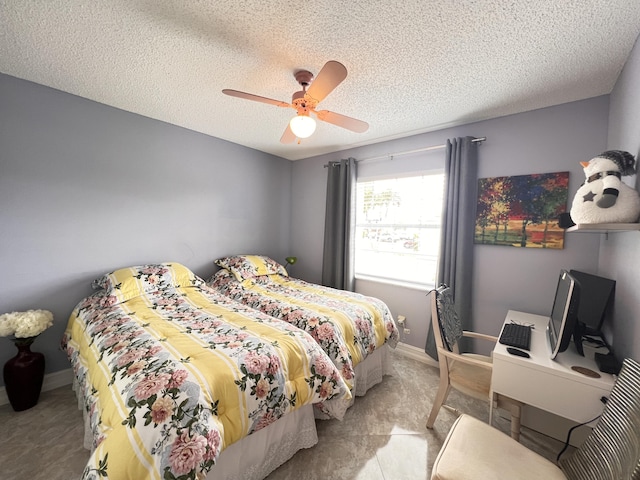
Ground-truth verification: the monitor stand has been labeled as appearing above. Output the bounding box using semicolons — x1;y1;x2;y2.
573;322;609;357
573;322;586;356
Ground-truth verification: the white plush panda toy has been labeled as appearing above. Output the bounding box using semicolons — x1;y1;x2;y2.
569;150;640;224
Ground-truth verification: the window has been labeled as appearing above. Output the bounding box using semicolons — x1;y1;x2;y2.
354;173;444;287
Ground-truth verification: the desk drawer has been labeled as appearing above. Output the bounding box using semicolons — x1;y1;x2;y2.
492;361;609;423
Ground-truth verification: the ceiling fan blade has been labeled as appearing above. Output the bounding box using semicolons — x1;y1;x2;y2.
315;110;369;133
305;61;347;104
280;124;296;144
222;89;291;108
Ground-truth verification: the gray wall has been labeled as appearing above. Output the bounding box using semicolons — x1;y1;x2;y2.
292;97;609;354
600;33;640;361
0;74;292;384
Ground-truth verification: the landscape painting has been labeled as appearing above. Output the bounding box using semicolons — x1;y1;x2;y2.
474;171;569;249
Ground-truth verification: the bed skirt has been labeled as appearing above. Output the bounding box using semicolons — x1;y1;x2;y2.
353;343;393;397
206;404;317;480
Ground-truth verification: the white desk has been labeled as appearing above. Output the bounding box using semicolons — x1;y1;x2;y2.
492;310;615;426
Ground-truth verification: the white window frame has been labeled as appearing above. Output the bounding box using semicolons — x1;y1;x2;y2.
354;169;445;289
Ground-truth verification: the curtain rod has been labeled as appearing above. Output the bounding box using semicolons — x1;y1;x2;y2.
355;136;486;164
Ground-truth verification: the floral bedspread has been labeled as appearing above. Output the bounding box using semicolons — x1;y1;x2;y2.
207;270;399;390
62;265;350;480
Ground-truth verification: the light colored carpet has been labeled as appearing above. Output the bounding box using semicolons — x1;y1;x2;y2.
0;349;566;479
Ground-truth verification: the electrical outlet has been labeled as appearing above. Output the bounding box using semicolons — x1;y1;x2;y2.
404;328;411;335
397;315;406;325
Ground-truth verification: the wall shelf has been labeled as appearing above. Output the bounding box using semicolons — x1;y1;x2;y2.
566;223;640;233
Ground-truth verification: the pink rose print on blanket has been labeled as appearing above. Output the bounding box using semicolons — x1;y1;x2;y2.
169;431;207;475
134;372;171;400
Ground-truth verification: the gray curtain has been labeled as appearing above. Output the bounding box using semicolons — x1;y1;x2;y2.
322;158;356;291
426;137;479;359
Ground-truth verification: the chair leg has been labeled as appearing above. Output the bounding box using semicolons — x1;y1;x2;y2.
426;377;451;429
442;404;460;415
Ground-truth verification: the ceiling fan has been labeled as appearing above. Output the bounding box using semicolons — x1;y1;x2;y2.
222;60;369;144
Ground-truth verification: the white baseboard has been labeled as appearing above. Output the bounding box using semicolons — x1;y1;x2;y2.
394;342;439;368
0;368;74;407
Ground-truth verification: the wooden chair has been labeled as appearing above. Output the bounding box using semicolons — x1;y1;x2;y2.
426;284;522;440
431;357;640;479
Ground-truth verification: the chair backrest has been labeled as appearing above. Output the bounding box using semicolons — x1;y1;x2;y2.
560;357;640;480
431;285;463;353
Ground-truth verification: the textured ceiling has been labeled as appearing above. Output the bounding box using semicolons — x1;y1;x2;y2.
2;1;640;161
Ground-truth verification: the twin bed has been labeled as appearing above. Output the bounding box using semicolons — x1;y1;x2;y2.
63;258;398;480
209;255;399;399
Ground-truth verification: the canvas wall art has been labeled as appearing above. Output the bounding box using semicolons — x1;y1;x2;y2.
475;171;569;249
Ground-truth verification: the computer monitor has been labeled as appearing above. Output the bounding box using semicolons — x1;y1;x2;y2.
547;270;581;360
569;269;615;335
568;269;615;356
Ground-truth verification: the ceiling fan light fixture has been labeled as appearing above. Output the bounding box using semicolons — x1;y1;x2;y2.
289;114;316;138
224;61;367;143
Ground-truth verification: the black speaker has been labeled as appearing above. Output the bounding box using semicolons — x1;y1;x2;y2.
595;352;621;375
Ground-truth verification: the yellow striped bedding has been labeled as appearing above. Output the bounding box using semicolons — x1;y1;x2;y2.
62;263;350;480
207;255;399;390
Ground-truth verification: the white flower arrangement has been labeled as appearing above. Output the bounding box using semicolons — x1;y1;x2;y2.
0;309;54;338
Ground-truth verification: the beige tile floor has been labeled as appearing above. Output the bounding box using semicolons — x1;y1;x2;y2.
0;349;565;480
